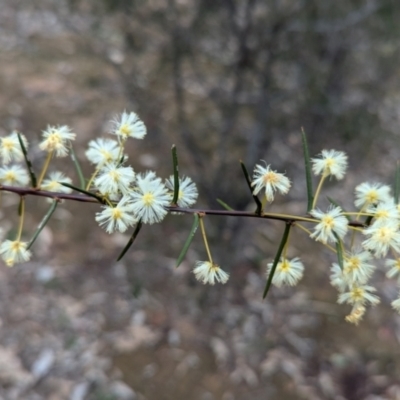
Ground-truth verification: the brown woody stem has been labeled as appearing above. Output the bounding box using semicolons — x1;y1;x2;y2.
0;185;366;227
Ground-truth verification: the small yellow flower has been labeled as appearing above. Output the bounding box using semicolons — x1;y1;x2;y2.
343;251;375;285
266;257;304;287
129;172;172;224
0;165;29;186
40;125;76;157
96;196;138;233
362;220;400;257
0;240;31;267
310;206;348;244
86;138;121;166
0;131;28;164
338;284;380;306
385;258;400;282
311;149;348;180
193;261;229;285
354;182;392;209
41;171;72;193
112;111;147;139
165;175;198;208
345;305;366;325
251;163;291;202
94;163;135;195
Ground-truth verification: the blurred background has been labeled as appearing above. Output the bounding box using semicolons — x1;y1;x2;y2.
1;0;400;399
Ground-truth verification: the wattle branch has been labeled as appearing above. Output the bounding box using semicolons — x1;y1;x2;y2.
0;184;365;227
1;114;399;325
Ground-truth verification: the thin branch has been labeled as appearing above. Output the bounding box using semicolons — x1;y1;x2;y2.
0;185;366;227
0;185;98;203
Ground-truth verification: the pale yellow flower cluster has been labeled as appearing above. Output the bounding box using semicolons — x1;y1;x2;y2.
0;112;199;272
3;118;400;324
251;149;400;324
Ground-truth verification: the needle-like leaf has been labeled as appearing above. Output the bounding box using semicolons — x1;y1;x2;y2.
301;128;314;212
176;213;200;268
240;160;262;215
117;220;143;261
60;182;105;204
171;145;180;205
263;222;292;298
334;232;344;270
216;198;234;211
69;144;85;190
27;199;58;250
17;133;37;188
